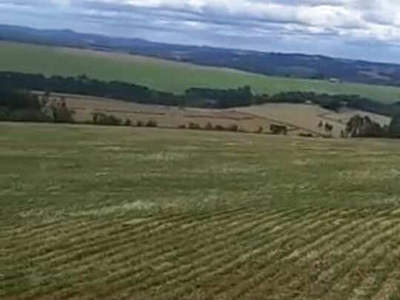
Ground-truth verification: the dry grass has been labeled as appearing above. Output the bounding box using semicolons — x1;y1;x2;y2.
40;92;307;135
40;92;387;138
236;103;391;137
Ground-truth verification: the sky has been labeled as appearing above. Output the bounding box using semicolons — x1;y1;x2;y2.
2;0;400;63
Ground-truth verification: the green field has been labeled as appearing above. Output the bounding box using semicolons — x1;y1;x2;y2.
1;41;400;103
2;123;400;299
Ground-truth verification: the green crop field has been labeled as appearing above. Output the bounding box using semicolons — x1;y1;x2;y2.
1;41;400;104
2;123;400;299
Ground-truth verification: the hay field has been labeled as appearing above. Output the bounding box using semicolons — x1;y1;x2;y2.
2;41;400;103
40;92;391;137
42;93;306;135
2;123;400;299
237;103;392;137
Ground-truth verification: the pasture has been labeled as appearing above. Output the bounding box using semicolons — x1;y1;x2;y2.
2;41;400;103
2;123;400;299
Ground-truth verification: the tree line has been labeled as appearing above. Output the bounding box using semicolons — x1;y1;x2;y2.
0;89;74;122
4;71;400;139
2;72;400;116
3;79;400;139
346;114;400;138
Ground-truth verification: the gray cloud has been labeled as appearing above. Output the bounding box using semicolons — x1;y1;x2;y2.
2;0;400;62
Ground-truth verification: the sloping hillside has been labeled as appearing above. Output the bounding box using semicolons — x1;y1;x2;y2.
1;42;400;103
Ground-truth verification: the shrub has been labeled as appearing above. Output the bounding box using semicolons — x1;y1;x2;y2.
188;122;201;130
178;124;186;129
136;120;144;127
228;124;239;132
324;123;333;132
124;119;132;126
204;122;213;130
299;133;314;138
49;98;75;123
92;113;122;126
146;120;157;127
270;124;288;135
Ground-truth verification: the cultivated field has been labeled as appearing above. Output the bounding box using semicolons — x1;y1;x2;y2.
2;41;400;103
2;123;400;299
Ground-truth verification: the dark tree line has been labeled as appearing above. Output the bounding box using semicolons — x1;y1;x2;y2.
0;88;74;123
0;89;50;122
346;114;400;138
0;72;182;107
256;92;400;117
3;72;400;121
185;86;252;108
2;72;399;115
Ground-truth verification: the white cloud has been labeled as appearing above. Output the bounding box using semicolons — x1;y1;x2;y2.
64;0;400;43
3;0;400;61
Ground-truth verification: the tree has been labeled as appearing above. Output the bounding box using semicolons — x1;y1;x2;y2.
228;124;239;132
324;123;333;132
188;122;201;130
270;124;288;135
92;113;121;126
346;115;386;138
49;98;75;123
346;115;364;137
146;120;157;127
204;122;213;130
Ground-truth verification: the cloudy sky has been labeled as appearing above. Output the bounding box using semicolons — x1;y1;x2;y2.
2;0;400;63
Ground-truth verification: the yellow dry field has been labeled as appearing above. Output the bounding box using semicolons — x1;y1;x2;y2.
236;103;391;137
37;93;390;138
42;93;309;135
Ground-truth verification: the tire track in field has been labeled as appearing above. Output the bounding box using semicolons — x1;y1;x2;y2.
220;208;396;299
16;205;250;267
288;215;400;300
2;211;209;296
52;207;307;300
157;208;349;300
272;211;398;300
212;210;372;294
18;207;291;300
347;244;400;300
114;208;331;299
11;210;245;299
371;265;400;300
250;208;396;299
320;220;400;300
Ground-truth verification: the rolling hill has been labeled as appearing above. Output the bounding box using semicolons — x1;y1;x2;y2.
3;24;400;87
1;42;400;104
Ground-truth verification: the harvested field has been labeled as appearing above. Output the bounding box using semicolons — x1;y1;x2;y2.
236;103;391;137
2;123;400;299
39;93;306;135
39;92;389;137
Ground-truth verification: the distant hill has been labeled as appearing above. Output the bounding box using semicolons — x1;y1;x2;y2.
2;41;400;104
2;24;400;87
